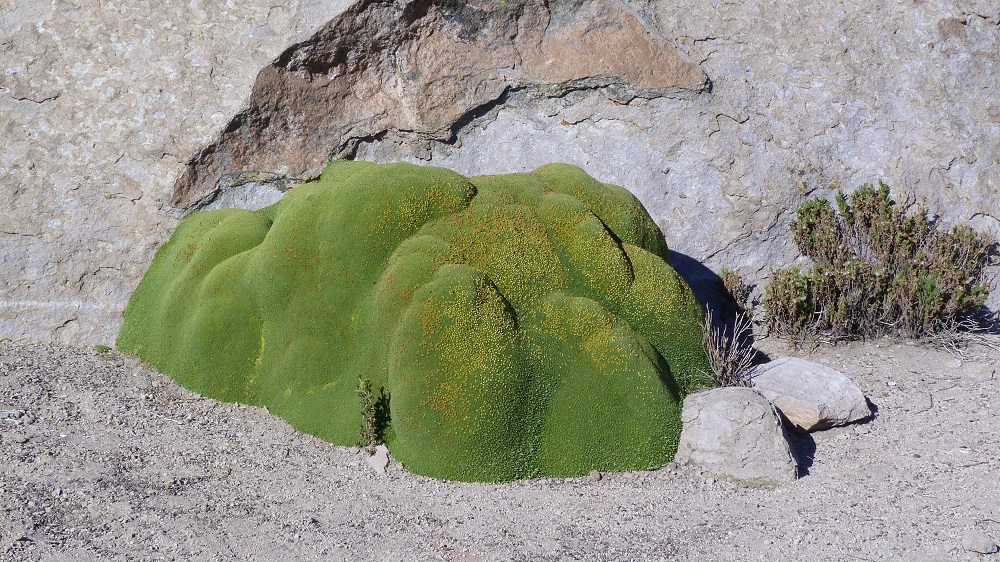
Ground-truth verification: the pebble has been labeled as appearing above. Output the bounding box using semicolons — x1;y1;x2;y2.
587;470;602;482
961;363;996;384
365;444;390;475
962;529;998;554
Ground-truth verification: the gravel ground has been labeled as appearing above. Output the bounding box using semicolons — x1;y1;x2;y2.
1;337;998;561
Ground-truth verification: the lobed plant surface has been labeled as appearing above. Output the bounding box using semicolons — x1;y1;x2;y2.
117;160;712;482
765;181;997;342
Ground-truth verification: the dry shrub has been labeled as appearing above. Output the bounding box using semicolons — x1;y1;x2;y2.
721;267;754;314
702;308;756;387
765;181;998;342
700;268;759;387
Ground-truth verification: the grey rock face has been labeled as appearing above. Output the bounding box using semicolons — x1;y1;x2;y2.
751;357;872;432
0;0;353;344
360;0;1000;311
2;0;999;345
676;387;798;486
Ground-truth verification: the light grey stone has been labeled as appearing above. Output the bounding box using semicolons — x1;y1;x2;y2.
365;444;390;475
962;529;999;554
751;357;872;432
961;362;996;384
675;387;798;486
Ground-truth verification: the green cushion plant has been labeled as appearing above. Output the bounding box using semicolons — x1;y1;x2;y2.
118;160;711;481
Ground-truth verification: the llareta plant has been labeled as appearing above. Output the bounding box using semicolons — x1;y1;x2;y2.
117;160;712;482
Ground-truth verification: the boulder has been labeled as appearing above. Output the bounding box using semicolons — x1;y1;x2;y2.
173;0;709;209
676;387;798;486
750;357;871;432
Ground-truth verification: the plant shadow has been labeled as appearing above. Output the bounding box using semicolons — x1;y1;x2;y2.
669;249;771;365
374;387;392;442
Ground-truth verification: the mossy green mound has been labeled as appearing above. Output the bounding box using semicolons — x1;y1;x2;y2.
118;161;711;481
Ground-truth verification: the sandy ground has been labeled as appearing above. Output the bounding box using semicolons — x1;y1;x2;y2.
1;336;998;561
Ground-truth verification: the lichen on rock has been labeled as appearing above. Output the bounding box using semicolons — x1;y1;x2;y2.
117;160;711;482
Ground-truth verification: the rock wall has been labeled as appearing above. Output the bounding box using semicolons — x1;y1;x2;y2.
0;0;353;343
358;0;1000;308
2;0;998;345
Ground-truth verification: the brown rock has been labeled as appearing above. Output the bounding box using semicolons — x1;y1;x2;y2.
170;0;709;209
937;17;969;44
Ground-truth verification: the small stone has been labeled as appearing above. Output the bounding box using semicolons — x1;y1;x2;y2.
365;444;390;475
962;529;998;554
7;521;30;542
961;363;996;383
8;433;28;444
676;387;797;485
750;357;871;432
587;469;602;482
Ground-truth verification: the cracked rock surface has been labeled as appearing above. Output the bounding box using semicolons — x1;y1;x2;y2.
356;0;1000;311
173;0;708;209
2;0;999;345
0;0;353;344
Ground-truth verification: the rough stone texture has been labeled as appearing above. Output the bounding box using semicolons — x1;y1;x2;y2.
356;0;1000;312
960;361;997;383
0;0;354;345
675;387;798;486
751;357;872;432
2;0;999;345
172;0;709;209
